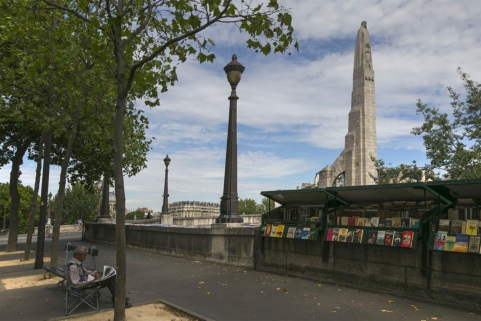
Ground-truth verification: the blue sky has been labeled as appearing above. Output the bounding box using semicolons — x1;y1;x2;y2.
2;0;481;212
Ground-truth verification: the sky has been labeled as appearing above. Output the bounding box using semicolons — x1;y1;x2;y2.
2;0;481;212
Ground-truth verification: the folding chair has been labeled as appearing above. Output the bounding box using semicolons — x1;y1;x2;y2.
64;251;102;315
64;263;102;316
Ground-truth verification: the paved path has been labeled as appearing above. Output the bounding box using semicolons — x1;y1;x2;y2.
1;233;481;321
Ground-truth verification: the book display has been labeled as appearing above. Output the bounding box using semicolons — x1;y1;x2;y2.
326;203;421;249
432;219;481;254
262;223;320;241
325;227;417;248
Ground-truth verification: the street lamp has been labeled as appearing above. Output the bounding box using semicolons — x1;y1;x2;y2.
47;192;52;225
97;181;102;218
46;192;53;237
216;54;244;224
161;155;171;221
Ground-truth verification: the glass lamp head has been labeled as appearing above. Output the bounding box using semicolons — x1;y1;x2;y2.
224;54;245;86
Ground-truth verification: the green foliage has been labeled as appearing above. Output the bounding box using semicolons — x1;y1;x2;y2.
238;197;271;214
369;157;434;185
412;69;481;179
259;197;272;214
126;210;144;220
0;182;39;233
61;182;98;224
238;198;258;214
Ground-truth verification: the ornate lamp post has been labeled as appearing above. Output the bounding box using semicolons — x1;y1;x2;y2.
161;155;171;220
46;192;52;237
216;54;244;224
97;181;102;218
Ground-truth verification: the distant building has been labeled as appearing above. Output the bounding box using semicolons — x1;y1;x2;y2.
169;201;220;218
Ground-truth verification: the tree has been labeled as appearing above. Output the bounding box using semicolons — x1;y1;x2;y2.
126;210;144;220
61;182;98;224
42;1;297;319
258;197;272;214
412;69;481;180
369;157;434;185
0;182;39;234
238;198;258;214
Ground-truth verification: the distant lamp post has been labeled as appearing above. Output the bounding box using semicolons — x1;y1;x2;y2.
161;155;171;220
216;54;244;224
47;192;52;225
97;181;102;218
46;192;52;237
2;204;6;230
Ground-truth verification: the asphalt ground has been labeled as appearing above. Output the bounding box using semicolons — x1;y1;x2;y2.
1;232;481;321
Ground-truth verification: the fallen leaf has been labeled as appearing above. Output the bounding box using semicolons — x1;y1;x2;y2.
259;291;264;294
388;300;394;303
381;310;392;313
331;311;337;313
276;288;281;291
206;292;211;295
198;281;204;284
432;318;438;320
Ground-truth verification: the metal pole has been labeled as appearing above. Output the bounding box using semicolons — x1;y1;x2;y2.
161;155;170;220
217;55;244;224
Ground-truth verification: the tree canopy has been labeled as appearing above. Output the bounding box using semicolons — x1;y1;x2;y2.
412;69;481;180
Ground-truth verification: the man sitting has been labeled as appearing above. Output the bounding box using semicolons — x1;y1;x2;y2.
68;245;132;308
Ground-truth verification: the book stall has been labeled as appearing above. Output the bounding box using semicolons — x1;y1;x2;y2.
261;180;481;254
257;180;481;311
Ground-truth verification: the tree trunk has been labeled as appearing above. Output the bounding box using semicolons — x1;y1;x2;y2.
24;135;44;261
6;140;30;252
113;24;128;321
35;8;57;269
34;129;52;269
50;122;78;269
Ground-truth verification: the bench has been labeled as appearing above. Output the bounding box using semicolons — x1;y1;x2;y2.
45;243;98;288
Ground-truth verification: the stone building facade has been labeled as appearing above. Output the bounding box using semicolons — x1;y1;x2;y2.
169;201;220;218
315;21;377;188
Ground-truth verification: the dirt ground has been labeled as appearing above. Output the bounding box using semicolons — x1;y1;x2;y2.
57;302;199;321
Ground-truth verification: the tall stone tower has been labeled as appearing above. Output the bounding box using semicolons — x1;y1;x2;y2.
315;21;377;187
344;21;377;185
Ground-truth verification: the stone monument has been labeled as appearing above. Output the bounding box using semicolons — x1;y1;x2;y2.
315;21;377;187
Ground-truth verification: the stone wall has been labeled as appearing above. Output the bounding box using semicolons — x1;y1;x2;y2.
84;222;257;267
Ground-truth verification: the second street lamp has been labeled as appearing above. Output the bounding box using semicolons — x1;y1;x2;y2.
216;54;244;224
46;192;52;237
161;155;171;222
